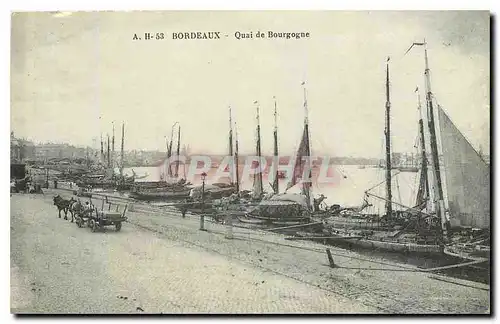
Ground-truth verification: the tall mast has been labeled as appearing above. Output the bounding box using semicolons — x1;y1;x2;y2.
234;122;240;194
112;122;115;170
302;82;312;210
100;133;104;164
273;96;279;194
167;137;173;162
416;87;430;211
164;136;169;181
423;41;448;237
175;126;181;177
228;106;234;185
107;134;110;169
384;57;393;219
167;123;177;178
405;40;448;237
120;123;125;178
254;101;263;197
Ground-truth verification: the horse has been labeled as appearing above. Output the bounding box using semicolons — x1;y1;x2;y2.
67;198;86;223
53;195;76;221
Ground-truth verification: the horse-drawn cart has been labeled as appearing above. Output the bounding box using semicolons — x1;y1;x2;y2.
88;209;128;232
74;199;128;232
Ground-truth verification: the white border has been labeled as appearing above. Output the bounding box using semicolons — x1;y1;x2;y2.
3;1;497;323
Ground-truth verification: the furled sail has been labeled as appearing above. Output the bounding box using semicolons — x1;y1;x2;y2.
437;105;490;229
285;83;312;210
414;167;428;210
286;124;312;197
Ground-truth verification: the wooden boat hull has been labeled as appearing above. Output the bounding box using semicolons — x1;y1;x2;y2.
237;216;267;225
321;225;443;255
270;220;310;226
129;190;191;201
247;203;306;219
443;245;490;263
344;238;443;254
133;182;191;190
322;217;385;230
245;214;310;223
237;215;309;227
78;181;116;189
190;187;236;200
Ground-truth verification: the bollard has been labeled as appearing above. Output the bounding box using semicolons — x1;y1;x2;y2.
326;248;336;268
225;212;233;239
200;214;206;231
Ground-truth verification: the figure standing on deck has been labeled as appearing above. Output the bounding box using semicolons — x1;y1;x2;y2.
313;194;327;212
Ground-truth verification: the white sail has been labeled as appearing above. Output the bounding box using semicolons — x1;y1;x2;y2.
437;106;490;229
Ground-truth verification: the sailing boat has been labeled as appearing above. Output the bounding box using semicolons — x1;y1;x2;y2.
319;57;444;254
439;98;490;262
403;41;490;262
176;108;239;217
78;124;121;190
129;123;192;201
115;123;135;191
324;42;489;260
242;89;314;225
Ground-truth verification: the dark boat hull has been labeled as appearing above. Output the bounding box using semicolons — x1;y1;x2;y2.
397;166;419;172
344;237;443;254
443;245;490;263
237;215;309;227
129;190;191;201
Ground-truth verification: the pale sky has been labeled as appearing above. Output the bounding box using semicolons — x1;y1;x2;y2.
11;11;490;157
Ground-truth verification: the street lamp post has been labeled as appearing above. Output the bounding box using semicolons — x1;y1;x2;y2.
199;172;207;231
45;168;49;189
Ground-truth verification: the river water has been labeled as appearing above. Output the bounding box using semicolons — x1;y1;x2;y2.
119;164;420;211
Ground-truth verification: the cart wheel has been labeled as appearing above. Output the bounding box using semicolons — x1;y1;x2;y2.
115;222;122;232
90;219;97;232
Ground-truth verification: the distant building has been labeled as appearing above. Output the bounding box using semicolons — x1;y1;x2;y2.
10;132;35;163
35;143;88;160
